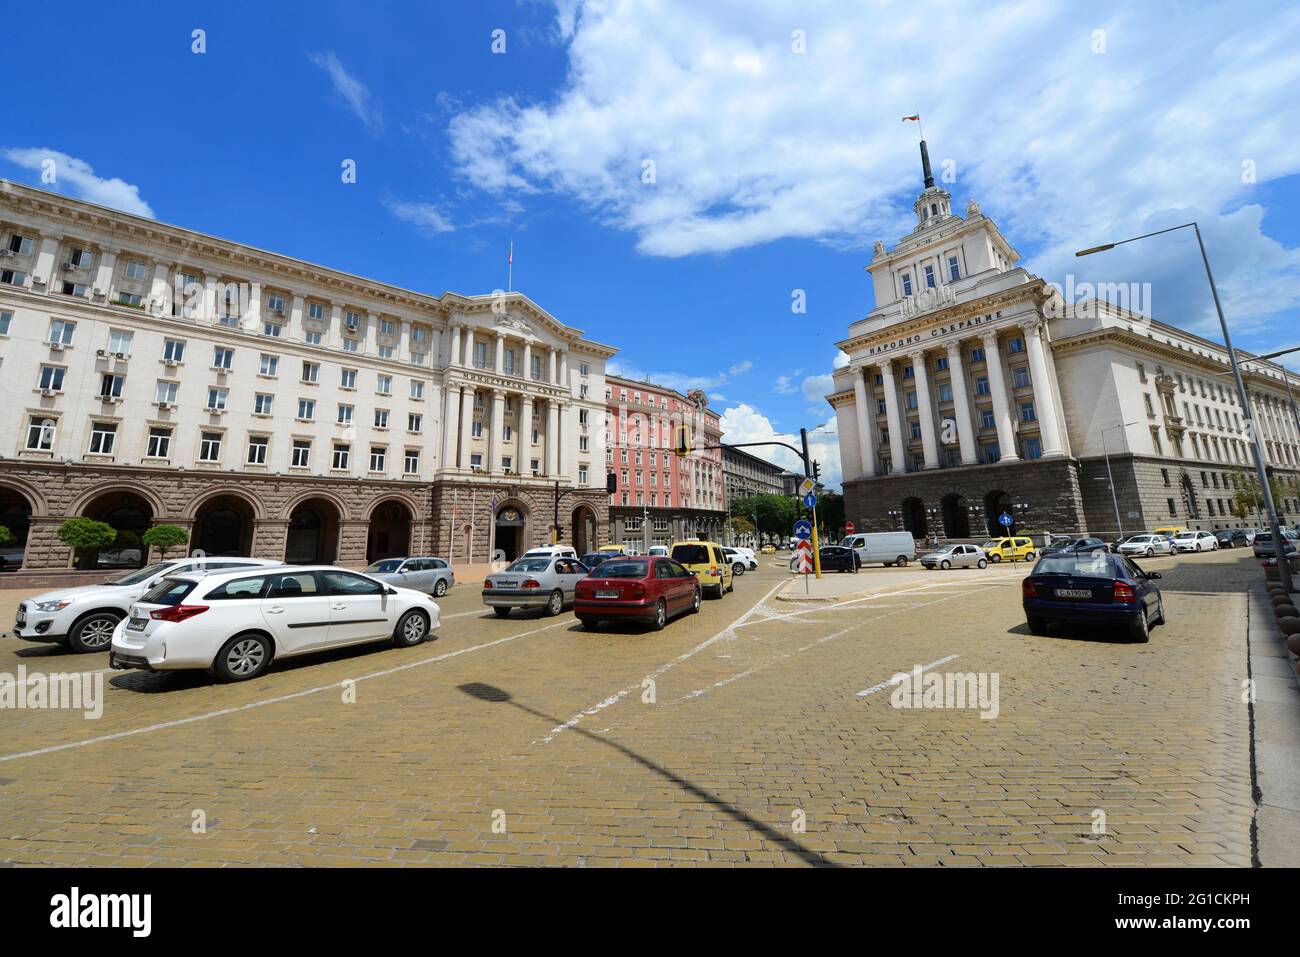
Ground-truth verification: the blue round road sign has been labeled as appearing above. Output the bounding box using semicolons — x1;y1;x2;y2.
802;492;817;509
793;519;813;540
999;512;1014;528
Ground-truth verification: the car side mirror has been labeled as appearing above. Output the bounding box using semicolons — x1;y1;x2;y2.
387;586;399;595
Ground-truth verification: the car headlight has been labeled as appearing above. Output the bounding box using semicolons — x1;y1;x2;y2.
34;600;73;612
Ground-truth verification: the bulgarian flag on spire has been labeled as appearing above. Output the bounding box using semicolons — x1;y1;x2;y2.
902;114;920;122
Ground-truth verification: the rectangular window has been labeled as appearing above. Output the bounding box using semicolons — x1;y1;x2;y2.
304;330;322;346
207;387;229;411
332;444;350;470
292;440;311;468
342;337;360;353
307;302;326;322
503;349;516;375
410;380;425;400
902;365;915;380
0;269;28;287
1020;401;1036;422
26;416;55;450
254;394;274;415
213;347;233;370
578;465;589;485
247;436;269;465
980;409;995;429
877;398;887;415
948;256;960;281
910;421;922;440
259;354;279;377
297;398;315;420
146;427;172;458
404;449;420;474
369;446;386;472
262;321;282;338
340;368;357;389
905;391;918;410
970;346;985;363
983;442;1000;464
531;354;543;380
337;404;353;424
470;453;483;470
0;310;11;335
124;260;148;281
61;281;88;297
200;432;222;461
48;319;76;345
38;365;65;391
924;265;936;288
155;380;178;404
1012;367;1031;389
473;341;488;368
99;373;125;398
502;455;513;472
408;413;422;433
8;234;34;255
1008;337;1025;354
115;292;143;307
374;409;390;429
163;338;185;363
107;330;133;354
938;383;953;402
377;374;393;395
901;273;913;296
302;361;319;383
265;293;286;314
1023;437;1042;459
88;422;117;455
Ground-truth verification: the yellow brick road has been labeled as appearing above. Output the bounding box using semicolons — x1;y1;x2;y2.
0;549;1256;866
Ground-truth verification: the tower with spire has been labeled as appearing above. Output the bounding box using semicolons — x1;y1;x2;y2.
912;139;954;230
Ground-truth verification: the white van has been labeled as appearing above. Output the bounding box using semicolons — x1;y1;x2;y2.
839;531;917;567
522;545;578;561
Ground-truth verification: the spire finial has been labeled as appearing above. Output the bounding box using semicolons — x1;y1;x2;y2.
919;139;935;189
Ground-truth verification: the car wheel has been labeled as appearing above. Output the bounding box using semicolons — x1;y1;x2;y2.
433;578;448;597
1153;598;1166;627
990;554;1001;563
690;587;702;614
1145;547;1154;558
940;559;951;570
733;562;745;576
1129;612;1150;643
1024;551;1036;561
393;609;430;647
577;615;598;630
67;611;123;653
545;589;564;616
650;599;667;631
212;632;272;682
896;556;909;567
1027;616;1049;636
977;558;987;569
493;606;512;617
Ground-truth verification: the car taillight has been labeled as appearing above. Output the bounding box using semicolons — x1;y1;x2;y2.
709;566;719;576
1113;582;1136;602
150;604;208;623
483;580;493;589
1021;578;1036;598
522;579;541;589
626;583;645;599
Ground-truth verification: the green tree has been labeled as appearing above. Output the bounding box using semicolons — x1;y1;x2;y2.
0;525;13;546
817;491;845;537
142;524;189;560
57;518;117;566
732;494;799;543
1231;470;1289;523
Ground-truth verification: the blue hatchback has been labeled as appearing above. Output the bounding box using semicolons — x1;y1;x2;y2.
1021;550;1164;643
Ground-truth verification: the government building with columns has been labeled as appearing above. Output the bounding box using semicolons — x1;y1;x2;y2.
0;180;615;573
827;144;1300;540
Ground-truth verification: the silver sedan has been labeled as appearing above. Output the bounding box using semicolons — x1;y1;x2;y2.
1116;534;1173;558
362;557;455;596
482;556;590;617
920;544;988;569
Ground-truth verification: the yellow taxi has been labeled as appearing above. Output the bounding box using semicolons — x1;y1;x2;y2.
759;544;777;554
981;536;1037;563
598;544;628;553
669;540;734;598
1152;525;1185;537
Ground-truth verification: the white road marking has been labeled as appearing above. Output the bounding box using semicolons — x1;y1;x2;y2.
0;621;569;765
856;654;960;697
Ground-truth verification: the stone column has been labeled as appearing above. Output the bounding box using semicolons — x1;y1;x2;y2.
981;331;1019;462
880;361;906;473
149;261;174;316
488;389;506;474
92;247;118;300
945;340;979;465
288;295;305;340
328;304;344;350
911;351;940;469
464;326;476;369
560;350;569;390
523;341;533;381
546;399;560;475
31;233;61;290
442;385;461;471
1023;321;1064;456
449;324;462;367
460;386;475;470
549;348;558;385
557;402;571;478
519;394;533;473
852;366;876;477
494;333;505;374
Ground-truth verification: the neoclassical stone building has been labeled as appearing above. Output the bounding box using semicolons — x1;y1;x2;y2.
0;180;614;571
827;144;1300;539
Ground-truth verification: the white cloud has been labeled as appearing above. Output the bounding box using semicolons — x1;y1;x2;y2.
308;51;383;133
384;199;455;234
2;148;153;217
832;350;850;369
720;402;841;491
606;356;752;395
447;0;1300;327
801;373;835;402
773;375;796;394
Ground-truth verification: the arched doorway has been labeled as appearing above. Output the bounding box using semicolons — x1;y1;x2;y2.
941;493;970;538
901;497;927;538
285;498;341;564
493;503;526;561
369;500;413;562
82;490;152;569
984;489;1011;536
193;495;255;557
571;505;596;555
0;487;33;571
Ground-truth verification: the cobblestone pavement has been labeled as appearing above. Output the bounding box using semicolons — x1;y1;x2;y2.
0;548;1257;866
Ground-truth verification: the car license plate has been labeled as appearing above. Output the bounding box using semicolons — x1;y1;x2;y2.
595;589;619;599
1055;588;1092;599
497;580;517;588
15;611;25;627
127;617;148;631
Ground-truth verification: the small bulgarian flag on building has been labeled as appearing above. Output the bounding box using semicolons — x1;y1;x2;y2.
901;114;920;122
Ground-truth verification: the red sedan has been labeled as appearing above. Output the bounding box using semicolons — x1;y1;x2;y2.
574;556;702;630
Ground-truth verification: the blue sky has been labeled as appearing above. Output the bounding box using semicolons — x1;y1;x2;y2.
5;0;1300;489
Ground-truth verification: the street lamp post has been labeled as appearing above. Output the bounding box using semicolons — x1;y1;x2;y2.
1077;222;1293;592
1099;421;1138;540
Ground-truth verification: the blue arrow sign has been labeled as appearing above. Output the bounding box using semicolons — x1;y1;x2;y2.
802;492;817;509
999;512;1014;528
793;519;812;540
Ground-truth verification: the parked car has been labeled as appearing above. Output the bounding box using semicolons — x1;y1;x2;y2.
722;547;759;575
920;543;988;570
759;544;777;555
482;555;590;616
574;556;702;630
109;565;440;682
93;547;144;568
840;531;917;567
1117;534;1174;558
814;545;861;572
1254;531;1299;560
0;544;25;572
579;551;624;570
669;540;734;597
729;546;759;569
1152;525;1186;537
14;556;281;653
1040;537;1109;558
1213;529;1246;549
522;545;578;560
648;545;670;557
1170;529;1219;553
1022;551;1165;643
362;556;454;596
982;537;1037;563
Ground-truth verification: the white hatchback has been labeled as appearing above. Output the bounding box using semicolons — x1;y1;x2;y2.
110;565;440;682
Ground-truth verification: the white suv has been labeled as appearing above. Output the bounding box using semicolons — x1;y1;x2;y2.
13;556;280;653
110;565;440;682
1171;529;1219;553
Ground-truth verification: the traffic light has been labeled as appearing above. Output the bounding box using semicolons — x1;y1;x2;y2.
606;472;617;494
673;423;692;458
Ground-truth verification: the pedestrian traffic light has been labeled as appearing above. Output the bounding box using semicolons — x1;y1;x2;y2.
606;472;617;494
673;423;691;458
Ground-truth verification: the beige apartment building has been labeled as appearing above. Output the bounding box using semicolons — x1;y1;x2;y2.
0;181;615;571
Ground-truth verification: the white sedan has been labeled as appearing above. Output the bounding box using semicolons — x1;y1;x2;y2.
1170;530;1219;553
1117;534;1174;558
110;565;440;682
